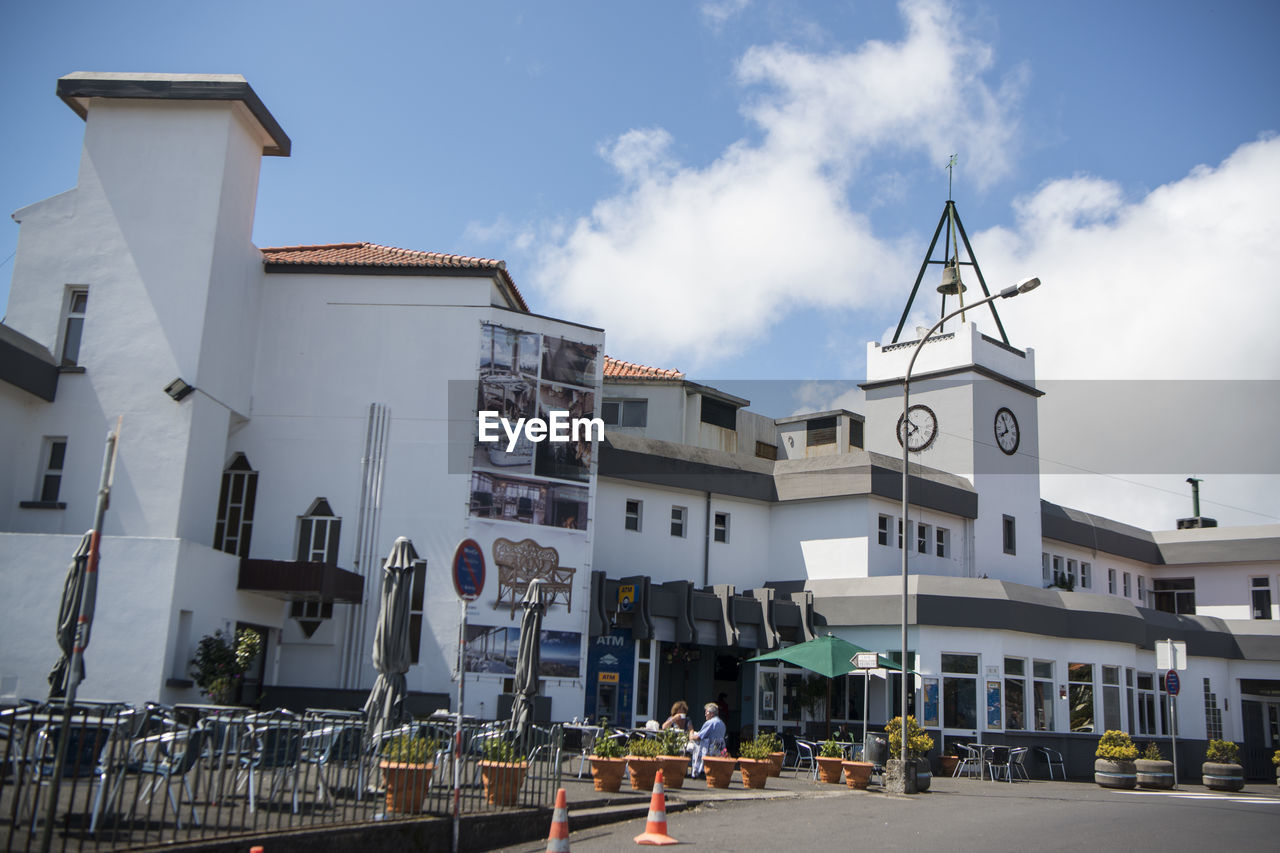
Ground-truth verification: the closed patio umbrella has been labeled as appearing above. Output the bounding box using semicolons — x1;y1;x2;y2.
508;579;545;747
48;531;95;699
363;537;419;747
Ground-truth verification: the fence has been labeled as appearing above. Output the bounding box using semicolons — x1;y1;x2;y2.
0;702;563;853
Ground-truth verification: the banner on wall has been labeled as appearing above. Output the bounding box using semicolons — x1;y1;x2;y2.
463;625;582;678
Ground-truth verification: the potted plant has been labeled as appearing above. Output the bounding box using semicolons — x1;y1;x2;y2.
588;731;627;793
380;733;439;814
738;736;773;789
755;730;784;777
657;727;690;789
1135;741;1174;790
884;716;934;793
1273;749;1280;786
479;737;528;806
190;628;262;705
816;739;845;784
1094;729;1138;789
625;736;663;791
702;745;737;788
938;745;961;779
1202;739;1244;791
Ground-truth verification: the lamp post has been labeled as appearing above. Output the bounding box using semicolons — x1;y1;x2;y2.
897;276;1041;785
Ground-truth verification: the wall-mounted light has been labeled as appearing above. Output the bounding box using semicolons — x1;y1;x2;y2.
164;378;195;402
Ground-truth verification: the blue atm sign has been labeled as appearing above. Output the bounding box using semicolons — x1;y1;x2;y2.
453;539;486;601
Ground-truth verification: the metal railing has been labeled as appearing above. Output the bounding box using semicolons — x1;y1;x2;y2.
0;702;563;852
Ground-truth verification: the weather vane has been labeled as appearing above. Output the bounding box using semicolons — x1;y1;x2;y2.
946;154;958;200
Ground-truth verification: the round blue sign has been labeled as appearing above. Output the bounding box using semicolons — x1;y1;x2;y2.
453;539;486;601
1166;669;1180;696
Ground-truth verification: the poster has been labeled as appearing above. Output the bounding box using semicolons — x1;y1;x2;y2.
986;680;1003;729
921;678;939;728
463;624;582;678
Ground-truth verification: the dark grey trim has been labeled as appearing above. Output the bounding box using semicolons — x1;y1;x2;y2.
713;584;739;646
264;263;503;279
979;333;1028;358
19;501;67;510
0;324;58;401
860;363;1044;398
589;570;609;637
1041;500;1163;563
599;442;778;502
751;587;779;650
791;590;816;642
1157;536;1280;565
57;73;291;156
619;575;653;641
868;465;979;518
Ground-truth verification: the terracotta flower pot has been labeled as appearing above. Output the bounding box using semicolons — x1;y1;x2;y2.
659;755;690;789
627;755;660;791
1202;761;1244;792
479;760;527;806
589;757;627;792
1136;758;1174;790
842;760;874;790
1094;758;1137;789
939;755;960;778
739;757;771;789
816;755;844;784
703;755;736;788
381;761;434;814
768;751;785;777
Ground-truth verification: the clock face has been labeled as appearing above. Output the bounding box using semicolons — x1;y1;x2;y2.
994;407;1020;455
896;404;938;452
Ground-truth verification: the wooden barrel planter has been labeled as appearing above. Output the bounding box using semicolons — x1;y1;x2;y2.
1094;759;1137;789
1202;761;1245;792
1136;758;1175;790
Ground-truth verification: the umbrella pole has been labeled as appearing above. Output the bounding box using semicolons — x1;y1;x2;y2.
40;423;119;853
826;679;832;740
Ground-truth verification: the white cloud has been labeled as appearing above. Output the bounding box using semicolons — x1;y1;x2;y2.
531;0;1021;370
701;0;752;31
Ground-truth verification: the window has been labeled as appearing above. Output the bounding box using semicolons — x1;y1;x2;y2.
897;519;903;550
917;522;931;555
849;418;864;449
37;437;68;504
408;559;426;664
60;287;88;366
714;511;730;543
755;441;778;460
878;515;891;547
1052;556;1064;585
670;506;687;538
625;499;642;532
1067;559;1077;587
1137;576;1146;605
806;416;837;446
1123;572;1131;597
1108;568;1117;594
1102;666;1121;731
1252;577;1273;619
1136;673;1158;735
290;598;334;637
297;498;341;564
602;399;648;427
213;453;258;557
1125;668;1136;737
1004;657;1026;731
699;398;737;430
636;640;653;721
1153;578;1196;614
1203;677;1223;741
1042;553;1050;585
1033;660;1055;731
1068;662;1095;733
1081;562;1092;590
1002;515;1016;555
941;653;979;729
936;527;950;558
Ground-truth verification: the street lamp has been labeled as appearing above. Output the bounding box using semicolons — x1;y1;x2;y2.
897;276;1041;787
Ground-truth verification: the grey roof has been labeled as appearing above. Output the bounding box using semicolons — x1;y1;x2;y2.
0;323;58;402
1154;525;1280;564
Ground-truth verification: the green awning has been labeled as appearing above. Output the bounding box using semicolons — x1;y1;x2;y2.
744;634;902;678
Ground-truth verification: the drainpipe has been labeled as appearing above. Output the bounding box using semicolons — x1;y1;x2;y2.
703;491;712;587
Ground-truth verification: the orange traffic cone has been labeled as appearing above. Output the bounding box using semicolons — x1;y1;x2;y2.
546;788;570;853
634;769;678;846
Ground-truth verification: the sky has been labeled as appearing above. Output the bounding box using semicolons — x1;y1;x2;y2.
2;0;1278;530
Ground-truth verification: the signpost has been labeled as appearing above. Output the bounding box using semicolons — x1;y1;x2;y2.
1157;639;1186;790
451;540;485;853
852;652;881;757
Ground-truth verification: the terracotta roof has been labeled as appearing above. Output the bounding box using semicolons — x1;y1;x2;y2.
603;356;684;381
260;242;528;311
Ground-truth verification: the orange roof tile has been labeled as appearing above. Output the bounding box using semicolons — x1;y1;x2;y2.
603;356;684;381
260;242;528;311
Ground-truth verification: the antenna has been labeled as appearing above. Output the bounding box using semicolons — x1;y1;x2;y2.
946;154;957;201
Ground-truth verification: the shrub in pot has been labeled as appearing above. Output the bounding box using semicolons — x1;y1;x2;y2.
380;733;439;814
588;731;627;792
657;727;690;789
1094;730;1138;789
885;716;934;793
1273;749;1280;786
816;739;845;784
626;735;663;791
1135;741;1174;790
738;736;773;789
1202;739;1244;792
479;737;528;806
756;730;784;777
702;746;736;788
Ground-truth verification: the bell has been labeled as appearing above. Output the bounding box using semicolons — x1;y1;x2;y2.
937;262;966;296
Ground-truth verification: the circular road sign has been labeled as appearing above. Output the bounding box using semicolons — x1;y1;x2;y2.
452;539;486;601
1166;669;1180;696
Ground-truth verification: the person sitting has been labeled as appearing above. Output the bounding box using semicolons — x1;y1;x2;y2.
662;700;690;732
688;701;726;777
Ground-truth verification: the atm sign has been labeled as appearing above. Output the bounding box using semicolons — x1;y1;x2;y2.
598;671;619;683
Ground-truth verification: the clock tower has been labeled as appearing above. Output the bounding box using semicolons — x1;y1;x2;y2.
860;200;1044;587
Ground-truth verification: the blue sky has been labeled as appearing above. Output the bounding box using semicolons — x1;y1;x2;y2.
2;0;1278;529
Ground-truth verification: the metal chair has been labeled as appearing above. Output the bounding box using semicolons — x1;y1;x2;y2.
1009;747;1031;781
304;723;367;807
987;746;1013;782
793;739;817;779
239;722;303;813
1037;746;1066;780
91;723;205;832
954;743;983;778
18;708;132;831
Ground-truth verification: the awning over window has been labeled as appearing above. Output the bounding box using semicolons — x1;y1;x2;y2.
237;558;364;604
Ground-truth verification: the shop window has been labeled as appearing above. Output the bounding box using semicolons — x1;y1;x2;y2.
1102;666;1121;731
1203;677;1223;741
1004;658;1027;730
1033;660;1055;731
1068;662;1095;733
941;653;978;730
1136;673;1158;736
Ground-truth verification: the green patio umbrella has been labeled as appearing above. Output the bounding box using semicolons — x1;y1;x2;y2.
745;634;903;738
